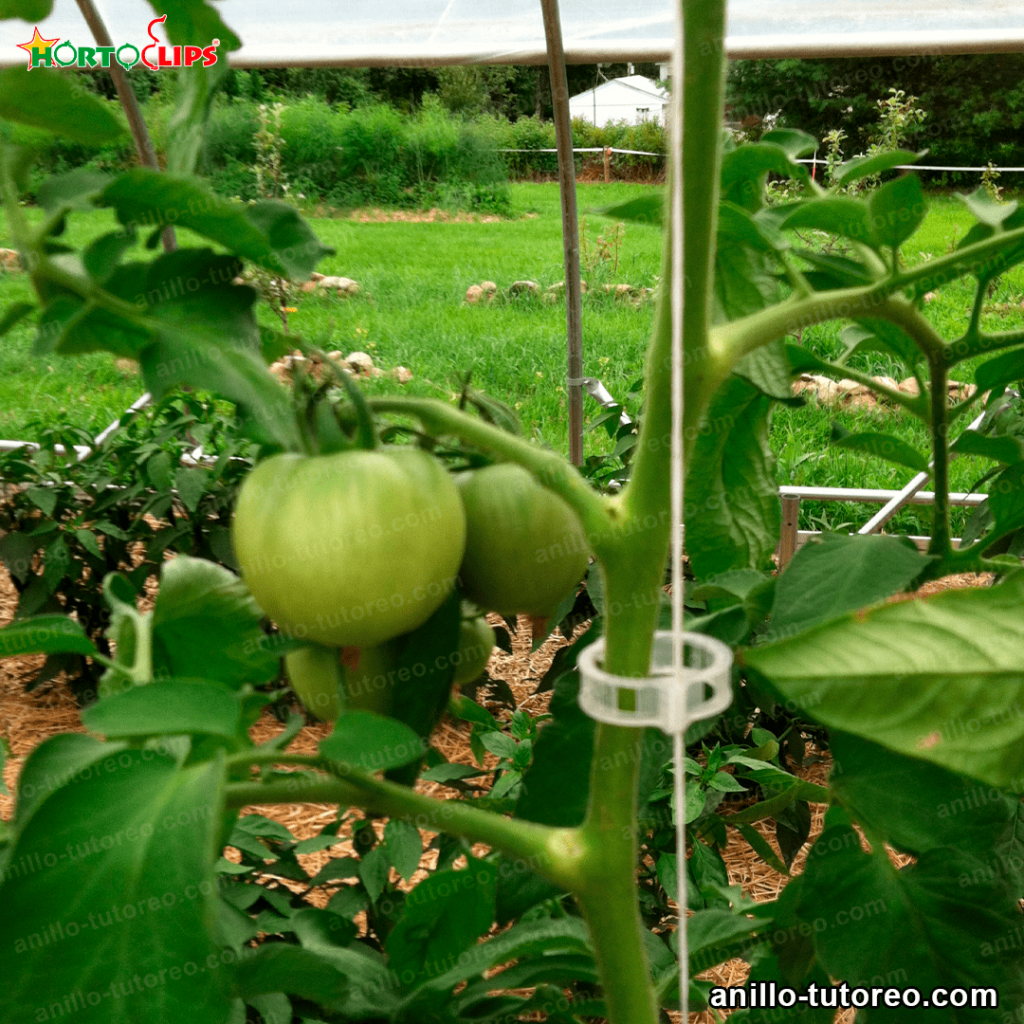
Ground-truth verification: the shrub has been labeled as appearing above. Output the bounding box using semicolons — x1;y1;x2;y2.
0;396;255;702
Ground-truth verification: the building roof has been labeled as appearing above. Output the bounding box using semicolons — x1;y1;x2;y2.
571;75;670;106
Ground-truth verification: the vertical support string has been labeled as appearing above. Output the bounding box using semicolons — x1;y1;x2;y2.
671;0;688;1015
669;0;688;1019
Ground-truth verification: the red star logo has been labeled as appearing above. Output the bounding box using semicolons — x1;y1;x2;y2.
16;27;60;70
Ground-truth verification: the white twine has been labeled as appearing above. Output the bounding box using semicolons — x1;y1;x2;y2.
669;0;688;1017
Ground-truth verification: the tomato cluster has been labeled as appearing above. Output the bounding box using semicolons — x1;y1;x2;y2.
232;448;589;721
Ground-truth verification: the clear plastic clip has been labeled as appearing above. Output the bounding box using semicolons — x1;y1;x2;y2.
577;630;733;732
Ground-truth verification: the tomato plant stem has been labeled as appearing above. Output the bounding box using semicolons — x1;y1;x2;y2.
225;753;570;879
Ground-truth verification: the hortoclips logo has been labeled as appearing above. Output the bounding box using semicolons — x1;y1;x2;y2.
17;15;220;72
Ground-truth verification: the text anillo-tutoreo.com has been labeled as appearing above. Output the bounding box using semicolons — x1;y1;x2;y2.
708;982;1000;1011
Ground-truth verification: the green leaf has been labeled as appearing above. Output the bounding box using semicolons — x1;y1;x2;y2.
799;818;1024;1019
685;375;780;580
319;711;425;772
733;340;799;403
721;143;810;212
175;465;209;513
781;197;874;247
81;679;243;739
591;193;663;227
404;916;593;1009
25;483;57;516
0;300;34;338
949;430;1023;465
82;228;136;284
74;528;104;560
842;317;920;365
829;424;929;473
385;859;497;981
290;909;401;1018
0;614;96;657
868;173;927;252
734;822;790;876
975;347;1024;394
0;68;123;143
142;337;299;451
99;172;331;279
767;534;932;641
147;450;173;490
961;186;1020;228
384;819;422;882
151;556;279;687
37;169;112;213
515;670;594;827
358;843;389;902
759;129;817;160
829;732;1020;858
743;573;1024;787
0;752;229;1022
37;532;65;589
373;590;462;785
833;149;922;186
1;0;52;19
988;462;1024;534
11;733;116;828
232;944;347;1008
688;908;766;974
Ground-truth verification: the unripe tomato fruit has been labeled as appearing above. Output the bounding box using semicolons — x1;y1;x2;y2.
456;464;589;616
233;448;466;647
285;645;343;722
453;615;496;684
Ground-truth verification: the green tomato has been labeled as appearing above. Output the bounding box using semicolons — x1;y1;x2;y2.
233;448;466;647
342;642;397;717
285;645;344;722
453;615;496;685
456;464;589;616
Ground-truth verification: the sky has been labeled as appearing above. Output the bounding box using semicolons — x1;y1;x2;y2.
2;0;1022;67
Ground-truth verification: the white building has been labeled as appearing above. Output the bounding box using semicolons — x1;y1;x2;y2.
568;75;670;127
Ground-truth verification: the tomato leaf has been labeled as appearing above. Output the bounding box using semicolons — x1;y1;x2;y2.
384;819;422;882
0;68;124;144
99;171;332;279
743;572;1024;787
868;172;927;253
151;556;279;687
767;534;933;641
0;751;229;1022
829;424;930;473
829;732;1022;861
319;711;425;772
81;679;243;739
0;614;97;657
385;859;497;981
799;815;1024;1018
685;375;780;580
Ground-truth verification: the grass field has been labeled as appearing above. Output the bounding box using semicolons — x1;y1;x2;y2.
2;181;1023;538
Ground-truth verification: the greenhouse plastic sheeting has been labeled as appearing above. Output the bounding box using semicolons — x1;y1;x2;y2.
3;0;1024;67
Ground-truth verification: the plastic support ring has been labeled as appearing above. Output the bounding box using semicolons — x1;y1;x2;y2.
577;630;733;732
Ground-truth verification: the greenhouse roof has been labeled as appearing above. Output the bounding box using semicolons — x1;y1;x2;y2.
3;0;1024;68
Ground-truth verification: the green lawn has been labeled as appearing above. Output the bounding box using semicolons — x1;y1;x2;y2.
1;183;1022;538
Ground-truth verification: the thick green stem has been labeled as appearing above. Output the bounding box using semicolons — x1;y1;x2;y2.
225;754;577;886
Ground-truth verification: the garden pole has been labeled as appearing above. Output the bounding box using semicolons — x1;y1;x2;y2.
75;0;176;253
540;0;585;466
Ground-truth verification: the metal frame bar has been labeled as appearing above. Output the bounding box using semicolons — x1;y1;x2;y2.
775;485;989;566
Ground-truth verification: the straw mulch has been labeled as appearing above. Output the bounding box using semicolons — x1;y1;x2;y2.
0;564;991;1021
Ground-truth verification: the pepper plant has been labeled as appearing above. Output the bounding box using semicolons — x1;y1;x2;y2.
3;1;1024;1022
